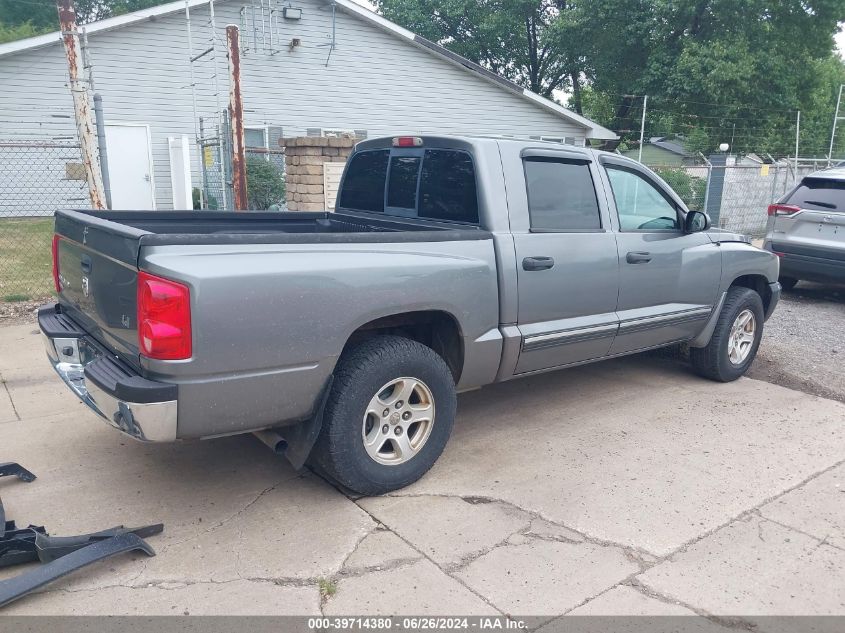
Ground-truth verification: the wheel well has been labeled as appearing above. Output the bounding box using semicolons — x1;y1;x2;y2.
344;311;464;382
730;274;772;313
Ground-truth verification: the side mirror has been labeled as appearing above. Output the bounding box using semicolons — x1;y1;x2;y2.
684;210;710;234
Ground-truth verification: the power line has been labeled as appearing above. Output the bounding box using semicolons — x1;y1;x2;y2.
590;89;800;113
645;108;798;123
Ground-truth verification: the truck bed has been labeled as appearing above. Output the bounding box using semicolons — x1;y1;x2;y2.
52;208;493;380
59;209;487;246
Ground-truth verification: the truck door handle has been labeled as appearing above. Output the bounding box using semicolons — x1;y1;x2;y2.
522;256;555;271
626;251;652;264
80;255;92;273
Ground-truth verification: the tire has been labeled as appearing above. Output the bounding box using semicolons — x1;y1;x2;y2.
310;335;456;495
690;287;764;382
779;276;799;291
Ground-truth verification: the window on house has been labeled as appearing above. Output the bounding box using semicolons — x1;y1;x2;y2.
307;128;368;139
244;127;267;148
524;158;601;230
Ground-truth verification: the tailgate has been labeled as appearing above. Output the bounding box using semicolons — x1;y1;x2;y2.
54;210;147;368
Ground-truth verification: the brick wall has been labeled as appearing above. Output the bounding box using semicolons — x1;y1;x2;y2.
280;136;355;211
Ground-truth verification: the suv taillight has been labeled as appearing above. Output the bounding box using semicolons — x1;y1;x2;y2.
51;235;61;292
137;271;192;360
767;203;801;217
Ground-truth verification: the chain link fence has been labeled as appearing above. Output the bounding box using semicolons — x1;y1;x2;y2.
652;162;817;238
712;164;791;237
0;139;89;301
653;166;709;211
199;112;286;211
245;146;286;210
198;114;231;211
0;108;287;304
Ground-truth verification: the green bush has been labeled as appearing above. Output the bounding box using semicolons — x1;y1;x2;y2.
653;167;707;211
246;157;286;210
192;187;219;210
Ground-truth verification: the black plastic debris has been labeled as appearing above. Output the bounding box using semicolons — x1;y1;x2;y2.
0;461;162;609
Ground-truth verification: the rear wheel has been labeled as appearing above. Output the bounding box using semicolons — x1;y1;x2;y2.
690;287;764;382
310;336;456;495
779;276;798;291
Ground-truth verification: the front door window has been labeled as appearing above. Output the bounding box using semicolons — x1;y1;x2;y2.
606;167;679;231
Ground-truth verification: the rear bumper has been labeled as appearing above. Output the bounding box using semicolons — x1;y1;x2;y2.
38;304;178;442
768;242;845;283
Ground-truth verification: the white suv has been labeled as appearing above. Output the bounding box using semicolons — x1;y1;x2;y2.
763;168;845;289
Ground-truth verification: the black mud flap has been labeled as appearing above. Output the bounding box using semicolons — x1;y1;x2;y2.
282;376;334;470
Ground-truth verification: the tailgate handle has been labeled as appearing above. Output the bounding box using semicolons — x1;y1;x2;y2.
80;255;92;274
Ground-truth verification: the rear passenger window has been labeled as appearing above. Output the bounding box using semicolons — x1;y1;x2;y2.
524;159;601;230
338;150;389;212
419;150;479;223
787;178;845;211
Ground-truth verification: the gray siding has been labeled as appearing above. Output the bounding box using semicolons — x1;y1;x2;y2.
0;0;587;211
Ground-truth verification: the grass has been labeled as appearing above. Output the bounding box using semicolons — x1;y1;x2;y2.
0;217;54;302
2;293;31;302
318;578;338;599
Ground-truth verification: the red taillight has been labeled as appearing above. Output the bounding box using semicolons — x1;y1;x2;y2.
392;136;423;147
768;204;801;217
51;235;61;293
137;271;192;360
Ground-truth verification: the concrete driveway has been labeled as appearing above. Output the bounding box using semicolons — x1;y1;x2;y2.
1;322;843;624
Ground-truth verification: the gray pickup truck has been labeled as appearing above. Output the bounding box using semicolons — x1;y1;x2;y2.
40;135;780;494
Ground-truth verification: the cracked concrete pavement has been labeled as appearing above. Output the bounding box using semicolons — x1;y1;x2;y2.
0;322;843;622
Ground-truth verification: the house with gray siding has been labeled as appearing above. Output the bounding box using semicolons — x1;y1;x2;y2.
0;0;615;213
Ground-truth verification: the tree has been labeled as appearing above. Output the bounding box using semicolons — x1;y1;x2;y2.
0;21;51;43
246;157;285;210
378;0;845;157
0;0;171;34
375;0;586;99
582;0;845;156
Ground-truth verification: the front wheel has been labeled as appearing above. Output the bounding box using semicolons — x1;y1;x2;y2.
690;287;764;382
310;336;456;495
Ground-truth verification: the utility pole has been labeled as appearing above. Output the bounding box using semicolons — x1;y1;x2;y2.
81;26;111;209
828;84;844;166
226;25;248;210
637;95;648;163
794;110;800;183
57;0;105;209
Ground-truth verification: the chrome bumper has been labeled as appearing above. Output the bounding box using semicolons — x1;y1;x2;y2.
40;308;178;442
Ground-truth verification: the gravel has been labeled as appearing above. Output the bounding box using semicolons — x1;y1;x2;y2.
0;297;47;326
748;282;845;403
